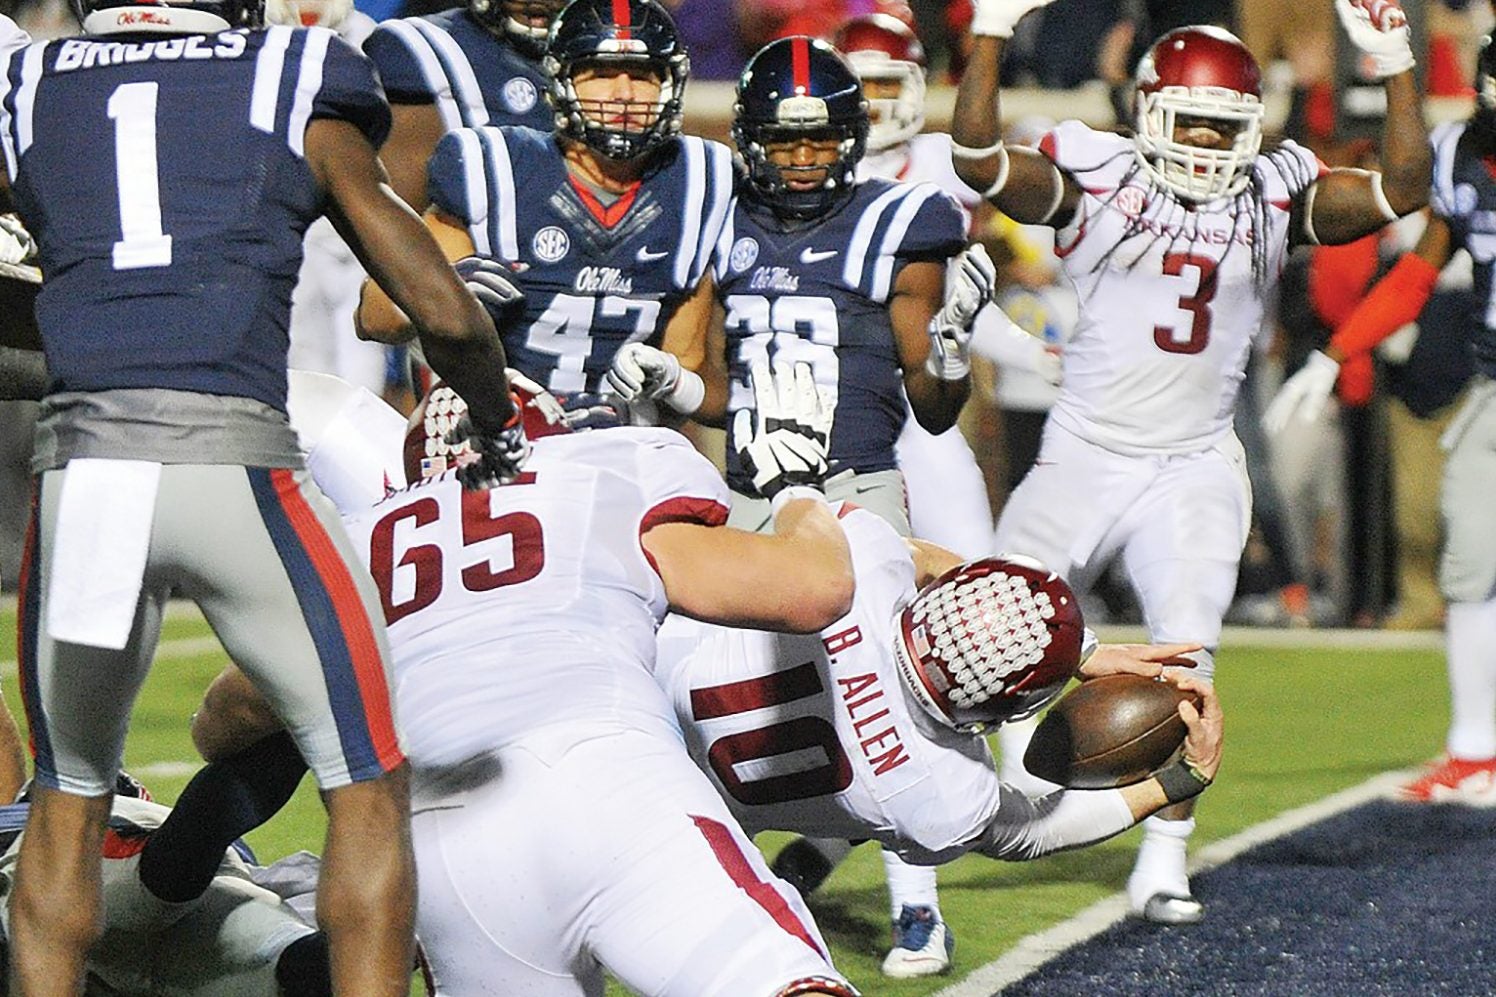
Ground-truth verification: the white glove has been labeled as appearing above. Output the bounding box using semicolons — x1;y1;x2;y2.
1335;0;1414;79
605;342;705;415
0;214;36;266
733;359;833;500
970;0;1058;38
927;244;998;381
1262;350;1340;435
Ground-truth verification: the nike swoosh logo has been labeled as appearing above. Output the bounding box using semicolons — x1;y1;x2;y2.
799;247;838;264
636;246;670;262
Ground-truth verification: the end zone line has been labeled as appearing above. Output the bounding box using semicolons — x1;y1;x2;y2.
930;770;1415;997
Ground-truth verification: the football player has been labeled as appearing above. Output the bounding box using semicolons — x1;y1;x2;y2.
323;365;860;995
0;751;331;996
1264;36;1496;806
616;36;987;536
363;0;561;214
359;0;732;409
0;0;525;987
653;528;1222;906
949;0;1430;923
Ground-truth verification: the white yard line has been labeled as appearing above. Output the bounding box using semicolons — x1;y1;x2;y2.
929;771;1414;997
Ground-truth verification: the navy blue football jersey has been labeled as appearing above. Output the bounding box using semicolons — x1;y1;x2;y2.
363;8;550;133
714;180;966;485
1431;121;1496;378
0;27;389;410
427;126;734;392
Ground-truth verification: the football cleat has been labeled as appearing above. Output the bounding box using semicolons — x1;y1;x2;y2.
1398;756;1496;805
881;905;954;978
1138;892;1205;925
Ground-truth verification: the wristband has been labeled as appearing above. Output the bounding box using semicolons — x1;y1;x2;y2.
770;485;827;518
1155;757;1212;805
664;368;705;415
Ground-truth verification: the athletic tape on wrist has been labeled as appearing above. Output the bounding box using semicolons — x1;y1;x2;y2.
770;484;828;518
665;368;705;415
1156;757;1212;805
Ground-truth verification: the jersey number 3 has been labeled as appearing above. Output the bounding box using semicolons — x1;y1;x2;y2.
1153;253;1218;355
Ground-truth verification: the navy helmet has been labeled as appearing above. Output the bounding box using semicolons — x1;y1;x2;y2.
72;0;262;34
543;0;689;161
468;0;566;55
733;36;869;220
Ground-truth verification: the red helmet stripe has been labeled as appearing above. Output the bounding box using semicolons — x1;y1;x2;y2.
612;0;630;39
791;36;811;93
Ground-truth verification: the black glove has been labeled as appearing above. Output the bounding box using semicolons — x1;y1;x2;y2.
453;255;525;325
445;413;530;490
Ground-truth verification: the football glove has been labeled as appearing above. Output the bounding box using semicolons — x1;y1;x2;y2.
605;342;706;415
0;213;36;267
1334;0;1413;79
733;359;833;500
970;0;1059;38
1261;350;1340;434
926;244;997;381
453;255;525;324
444;409;531;490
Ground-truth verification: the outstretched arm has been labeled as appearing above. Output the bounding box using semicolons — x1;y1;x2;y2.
950;0;1079;226
975;674;1223;860
1302;1;1431;245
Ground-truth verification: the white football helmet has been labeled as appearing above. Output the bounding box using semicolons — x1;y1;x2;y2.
265;0;349;28
1133;25;1265;202
835;12;926;152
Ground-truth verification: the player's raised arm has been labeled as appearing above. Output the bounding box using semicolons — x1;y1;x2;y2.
643;361;854;633
949;0;1080;226
1299;0;1431;246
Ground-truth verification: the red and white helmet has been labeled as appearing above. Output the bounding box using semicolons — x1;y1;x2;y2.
403;371;570;485
893;555;1083;734
834;13;926;152
265;0;350;28
1133;25;1265;202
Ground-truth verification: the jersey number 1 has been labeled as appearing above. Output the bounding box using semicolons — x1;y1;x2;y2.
108;82;173;270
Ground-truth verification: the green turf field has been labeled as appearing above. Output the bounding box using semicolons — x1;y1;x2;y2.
0;609;1451;995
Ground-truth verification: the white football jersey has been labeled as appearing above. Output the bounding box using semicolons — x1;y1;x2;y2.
859;132;982;224
343;428;730;768
1043;122;1321;454
654;507;1003;864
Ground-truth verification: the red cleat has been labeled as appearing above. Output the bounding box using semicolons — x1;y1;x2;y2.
1398;756;1496;805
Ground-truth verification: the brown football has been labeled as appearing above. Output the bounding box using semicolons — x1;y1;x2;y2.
1022;674;1201;789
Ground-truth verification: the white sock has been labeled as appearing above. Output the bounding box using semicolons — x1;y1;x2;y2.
997;714;1061;795
1127;815;1195;907
1446;598;1496;760
882;849;939;920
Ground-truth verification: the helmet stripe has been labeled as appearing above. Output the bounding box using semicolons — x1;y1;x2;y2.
612;0;630;39
791;35;810;93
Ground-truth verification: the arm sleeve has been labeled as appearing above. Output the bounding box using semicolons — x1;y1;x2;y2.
972;783;1137;861
1327;252;1441;359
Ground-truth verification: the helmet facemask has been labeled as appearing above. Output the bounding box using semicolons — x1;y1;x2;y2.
1134;87;1264;202
736;118;868;221
891;556;1084;736
468;0;563;53
845;51;925;152
552;55;685;161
